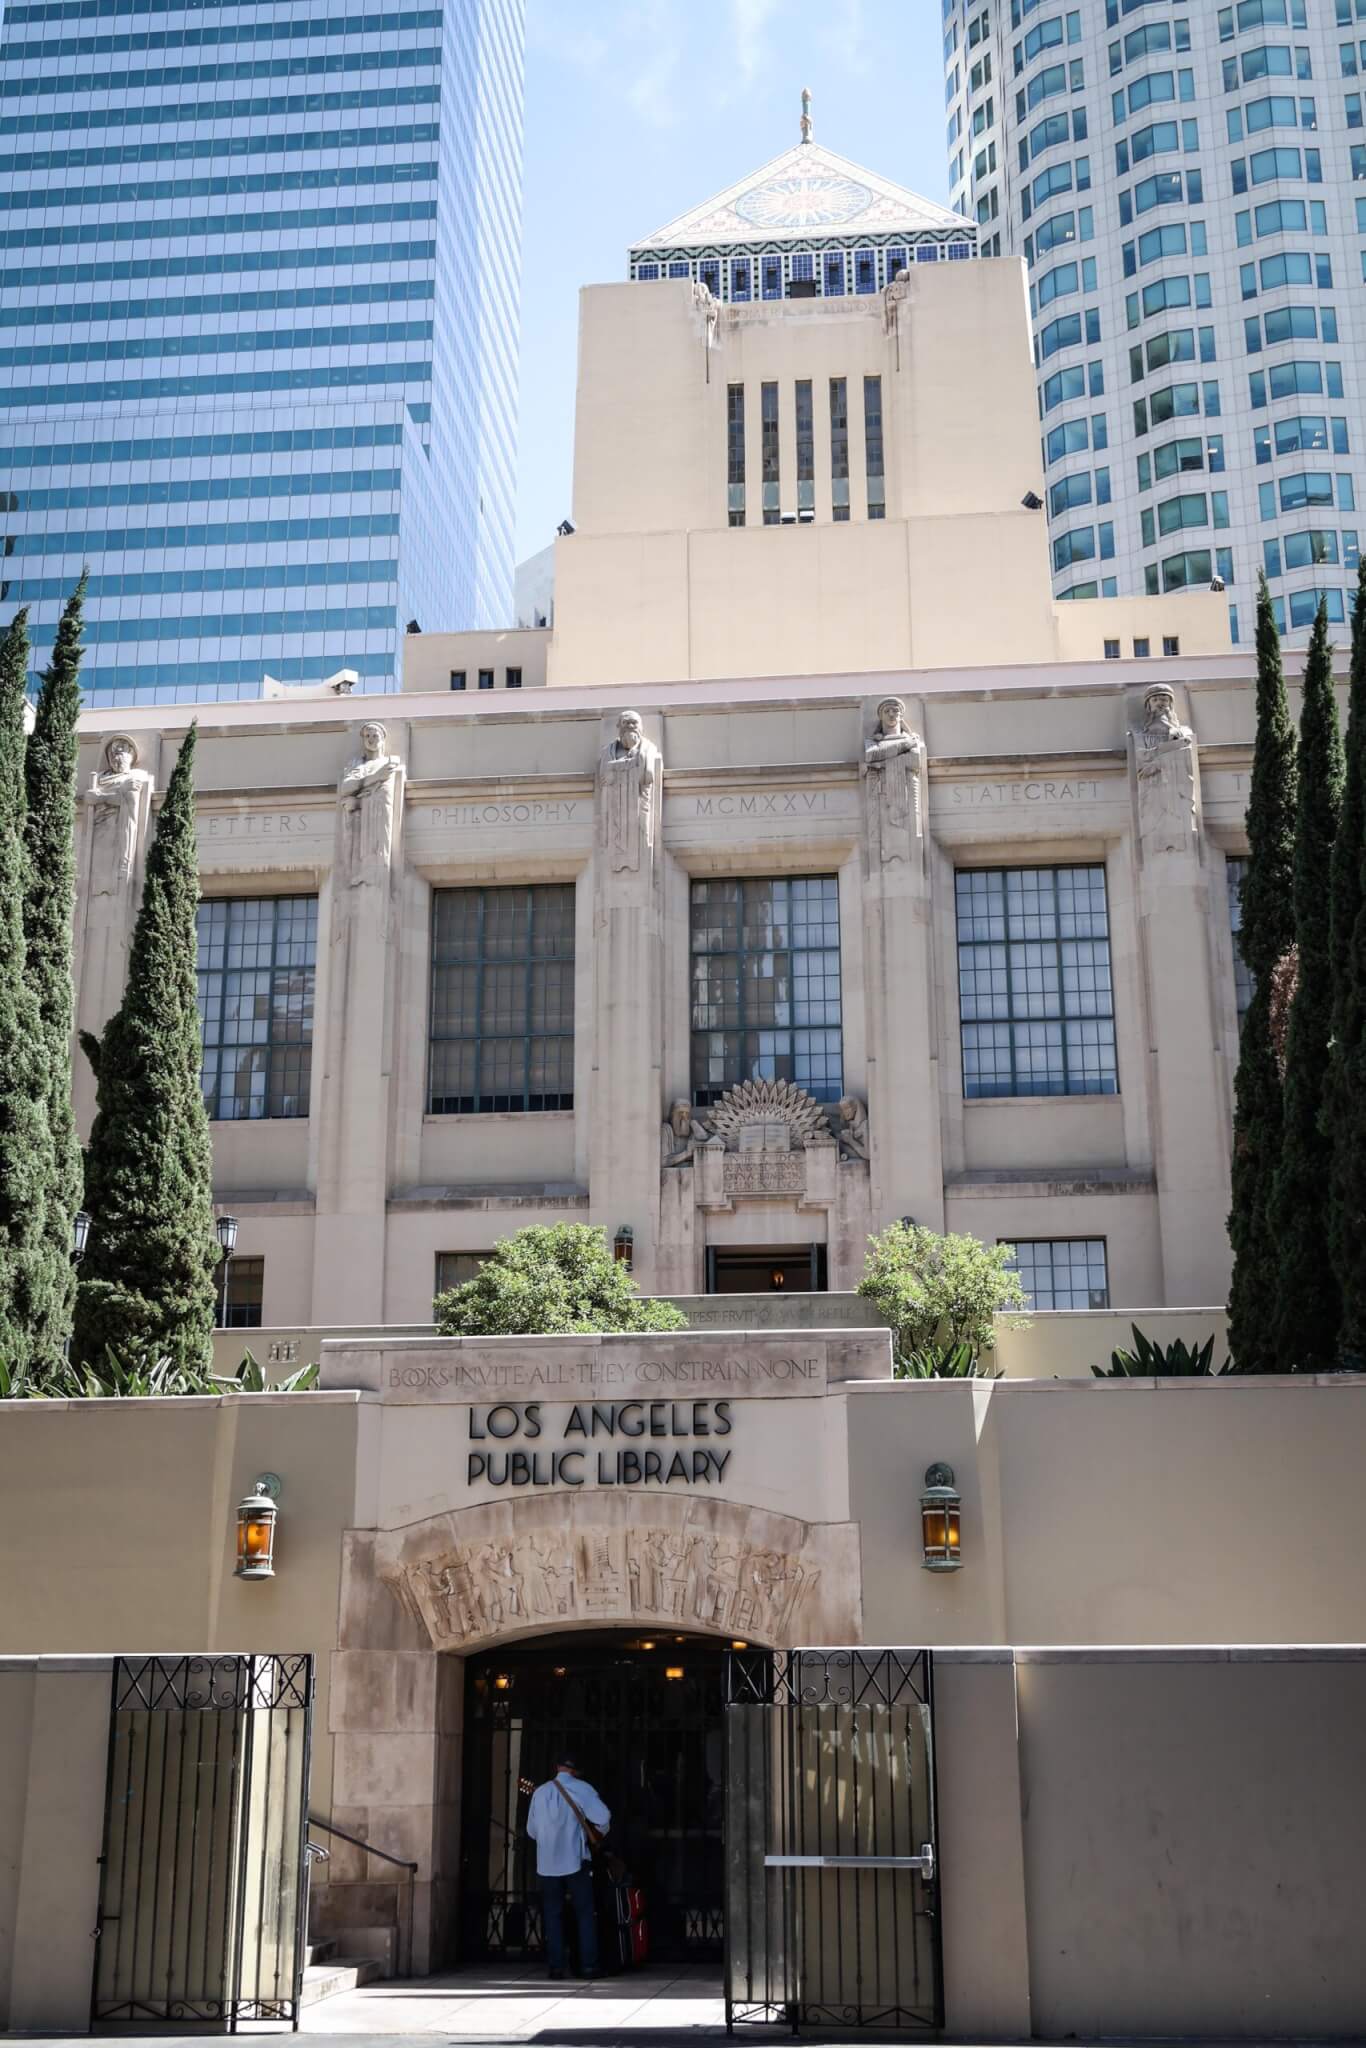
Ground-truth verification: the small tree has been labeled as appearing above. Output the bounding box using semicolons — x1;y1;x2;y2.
74;727;219;1371
856;1221;1026;1372
1268;602;1343;1368
23;576;86;1373
1228;576;1299;1373
1326;558;1366;1364
0;608;55;1367
435;1225;687;1336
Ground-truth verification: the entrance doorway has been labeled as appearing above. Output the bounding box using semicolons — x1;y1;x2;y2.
459;1632;734;1968
706;1244;827;1293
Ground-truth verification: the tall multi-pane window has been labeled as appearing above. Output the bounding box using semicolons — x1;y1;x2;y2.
761;381;781;524
216;1256;265;1330
955;866;1117;1097
690;878;843;1105
864;375;886;519
830;378;851;521
1226;854;1253;1018
727;384;747;527
795;380;815;517
196;897;317;1121
1005;1239;1110;1310
429;885;575;1113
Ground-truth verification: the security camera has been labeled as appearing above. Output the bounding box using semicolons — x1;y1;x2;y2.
1209;576;1225;593
1021;491;1043;511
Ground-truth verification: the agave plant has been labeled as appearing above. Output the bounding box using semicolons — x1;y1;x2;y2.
1093;1325;1229;1378
894;1341;1002;1381
213;1350;320;1394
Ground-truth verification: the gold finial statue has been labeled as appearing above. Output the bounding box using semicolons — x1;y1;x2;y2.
800;86;813;145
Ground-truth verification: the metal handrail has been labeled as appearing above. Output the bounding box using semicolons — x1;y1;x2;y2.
308;1814;418;1980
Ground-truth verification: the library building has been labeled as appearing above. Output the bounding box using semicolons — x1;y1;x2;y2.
2;140;1365;2044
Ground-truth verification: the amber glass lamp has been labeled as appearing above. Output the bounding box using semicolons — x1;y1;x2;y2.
920;1463;963;1572
235;1474;281;1580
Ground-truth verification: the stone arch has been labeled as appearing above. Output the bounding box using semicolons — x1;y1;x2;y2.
340;1488;862;1655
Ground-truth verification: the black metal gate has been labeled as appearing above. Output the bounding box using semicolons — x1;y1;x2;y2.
91;1654;314;2030
724;1648;941;2034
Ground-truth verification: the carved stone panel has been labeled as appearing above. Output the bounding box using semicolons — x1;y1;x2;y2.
723;1153;807;1195
348;1493;862;1653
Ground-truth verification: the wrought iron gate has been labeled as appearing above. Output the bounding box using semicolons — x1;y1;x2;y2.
724;1648;941;2034
91;1654;314;2030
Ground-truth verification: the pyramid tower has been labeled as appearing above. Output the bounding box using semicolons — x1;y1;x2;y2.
628;90;974;302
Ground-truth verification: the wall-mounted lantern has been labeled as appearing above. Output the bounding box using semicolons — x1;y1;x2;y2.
613;1225;634;1270
235;1472;281;1580
920;1463;963;1572
72;1210;91;1263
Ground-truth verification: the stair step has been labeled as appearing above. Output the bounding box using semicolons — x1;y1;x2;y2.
301;1958;385;2006
305;1938;337;1968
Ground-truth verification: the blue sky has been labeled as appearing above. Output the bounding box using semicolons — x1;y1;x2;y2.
515;0;948;559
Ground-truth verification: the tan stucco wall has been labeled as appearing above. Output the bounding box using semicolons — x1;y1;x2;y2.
1014;1651;1366;2039
0;1661;110;2033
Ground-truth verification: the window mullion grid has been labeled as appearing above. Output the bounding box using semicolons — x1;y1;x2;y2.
266;894;281;1116
1051;865;1070;1096
475;889;487;1114
523;886;533;1115
1000;876;1020;1098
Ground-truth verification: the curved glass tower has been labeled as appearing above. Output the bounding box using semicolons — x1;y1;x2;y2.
0;0;523;704
942;0;1364;645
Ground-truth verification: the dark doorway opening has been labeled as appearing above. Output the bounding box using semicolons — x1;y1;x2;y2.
460;1632;734;1969
707;1243;828;1293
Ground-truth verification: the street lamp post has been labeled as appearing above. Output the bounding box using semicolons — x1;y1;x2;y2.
215;1212;239;1326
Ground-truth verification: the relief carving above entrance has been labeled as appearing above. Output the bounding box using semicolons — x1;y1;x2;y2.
345;1492;861;1655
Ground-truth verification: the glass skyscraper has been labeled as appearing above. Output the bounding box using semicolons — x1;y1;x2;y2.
0;0;523;705
941;0;1364;646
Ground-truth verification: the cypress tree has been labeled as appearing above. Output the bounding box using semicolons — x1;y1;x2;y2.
1228;576;1299;1373
23;576;86;1373
1327;559;1366;1363
0;610;56;1366
74;725;219;1370
1268;602;1343;1368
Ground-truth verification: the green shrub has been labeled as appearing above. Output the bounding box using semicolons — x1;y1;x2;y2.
435;1224;687;1337
1093;1325;1229;1378
857;1220;1027;1370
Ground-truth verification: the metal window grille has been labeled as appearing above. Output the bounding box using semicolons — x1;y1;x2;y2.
830;377;850;521
1226;854;1253;1017
864;373;886;517
690;875;843;1105
435;1249;491;1295
428;884;575;1113
761;380;780;523
955;865;1117;1097
196;896;316;1121
216;1254;264;1329
728;382;746;526
1003;1237;1109;1309
795;379;815;514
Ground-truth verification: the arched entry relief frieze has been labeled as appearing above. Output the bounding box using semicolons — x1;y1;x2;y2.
342;1492;862;1656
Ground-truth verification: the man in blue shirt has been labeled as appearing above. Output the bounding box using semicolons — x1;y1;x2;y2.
526;1756;611;1979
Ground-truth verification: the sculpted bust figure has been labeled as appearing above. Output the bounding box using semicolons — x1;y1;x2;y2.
863;696;925;864
596;708;660;875
662;1098;714;1166
339;719;403;882
87;733;153;892
1133;683;1196;854
834;1095;870;1161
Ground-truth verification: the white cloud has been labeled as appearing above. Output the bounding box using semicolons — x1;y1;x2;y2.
731;0;781;85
